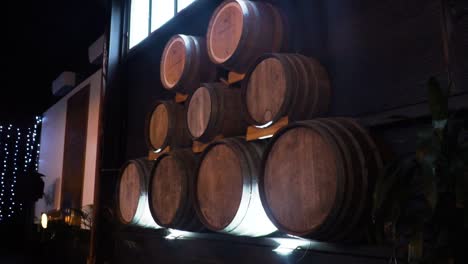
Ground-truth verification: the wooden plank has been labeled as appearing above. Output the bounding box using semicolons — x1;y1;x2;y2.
174;93;188;103
148;146;170;160
228;71;245;84
246;117;289;141
61;85;90;210
192;135;224;153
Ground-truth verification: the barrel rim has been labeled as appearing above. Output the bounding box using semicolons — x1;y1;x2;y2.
186;83;225;142
206;0;246;65
259;121;347;236
145;101;172;151
160;34;190;90
241;53;296;127
116;159;148;225
310;119;365;240
148;151;189;228
193;137;252;232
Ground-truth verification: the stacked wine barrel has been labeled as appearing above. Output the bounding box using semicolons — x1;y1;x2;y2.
260;118;383;240
116;159;160;229
116;0;384;242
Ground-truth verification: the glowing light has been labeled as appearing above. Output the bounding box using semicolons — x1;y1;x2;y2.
271;238;312;255
41;213;48;229
258;134;274;140
165;229;192;240
255;121;274;129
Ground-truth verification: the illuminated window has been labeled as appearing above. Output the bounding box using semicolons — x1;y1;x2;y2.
129;0;197;49
129;0;150;49
151;0;175;32
177;0;195;12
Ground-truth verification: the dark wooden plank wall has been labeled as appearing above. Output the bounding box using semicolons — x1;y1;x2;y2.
61;85;90;209
98;0;468;263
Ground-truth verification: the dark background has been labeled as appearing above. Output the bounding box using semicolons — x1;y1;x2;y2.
2;0;107;124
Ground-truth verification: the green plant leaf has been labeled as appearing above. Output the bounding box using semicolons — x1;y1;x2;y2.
420;161;438;211
373;161;403;216
427;77;448;121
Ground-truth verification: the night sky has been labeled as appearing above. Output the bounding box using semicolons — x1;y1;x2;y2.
3;0;107;124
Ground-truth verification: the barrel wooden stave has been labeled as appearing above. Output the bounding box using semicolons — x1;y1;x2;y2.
161;34;216;93
207;0;286;73
149;149;203;231
187;83;247;142
260;118;382;240
242;53;331;127
195;138;277;237
117;159;160;228
147;101;192;151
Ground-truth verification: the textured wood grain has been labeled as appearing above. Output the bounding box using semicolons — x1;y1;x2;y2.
147;101;192;151
161;35;217;93
119;163;141;223
187;83;247;142
197;144;243;230
149;103;169;150
187;87;212;138
61;85;89;210
263;127;338;234
207;0;286;72
246;57;287;124
208;2;244;63
151;155;184;226
161;37;186;88
242;54;330;126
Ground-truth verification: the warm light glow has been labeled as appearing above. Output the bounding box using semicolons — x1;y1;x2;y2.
41;213;48;229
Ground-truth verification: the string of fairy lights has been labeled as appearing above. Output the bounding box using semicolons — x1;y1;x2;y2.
0;116;41;222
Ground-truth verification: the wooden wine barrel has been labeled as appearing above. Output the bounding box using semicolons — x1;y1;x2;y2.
161;34;217;94
242;53;331;127
206;0;287;73
148;149;204;231
146;101;192;151
194;138;277;236
260;118;382;240
116;159;160;228
187;83;247;142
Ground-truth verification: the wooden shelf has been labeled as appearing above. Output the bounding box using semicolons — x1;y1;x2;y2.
174;93;188;103
148;146;170;160
246;117;289;141
220;71;246;86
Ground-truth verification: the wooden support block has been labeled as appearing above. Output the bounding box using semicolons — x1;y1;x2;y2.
148;146;170;160
192;135;224;153
175;93;188;103
228;71;245;84
246;117;289;141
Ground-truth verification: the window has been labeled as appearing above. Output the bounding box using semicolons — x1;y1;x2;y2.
128;0;196;49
